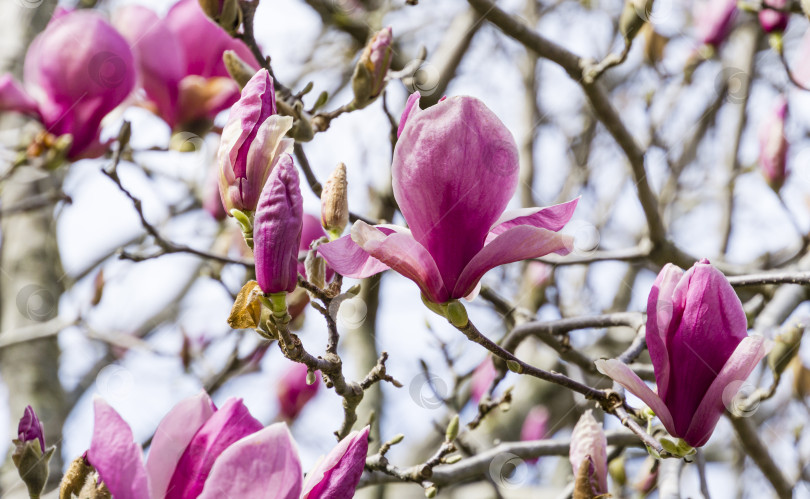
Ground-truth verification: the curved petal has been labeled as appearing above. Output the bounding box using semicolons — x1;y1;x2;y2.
302;427;369;499
145;392;216;499
0;75;39;115
665;260;750;435
683;335;771;447
243;115;294;210
645;263;684;403
317;234;389;279
595;359;677;438
453;225;572;299
489;198;579;235
351;221;448;303
393;95;520;290
396;92;422;138
199;423;302;499
87;398;149;499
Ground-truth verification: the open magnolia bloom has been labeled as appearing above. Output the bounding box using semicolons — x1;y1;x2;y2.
596;259;771;447
85;393;368;498
318;92;577;304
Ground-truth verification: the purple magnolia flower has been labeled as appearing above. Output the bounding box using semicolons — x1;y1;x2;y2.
254;154;304;295
596;259;771;447
759;0;789;33
758;96;789;192
86;393;369;499
0;10;135;159
569;410;608;497
694;0;737;47
277;362;320;420
17;406;45;453
112;0;259;129
218;69;294;214
318;93;576;304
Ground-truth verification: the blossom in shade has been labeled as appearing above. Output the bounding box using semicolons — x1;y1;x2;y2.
277;363;320;420
254;155;304;295
596;259;771;447
112;0;260;130
569;410;608;497
218;69;294;214
0;10;135;159
318;93;576;304
758;96;789;192
694;0;737;47
85;393;369;499
759;0;789;33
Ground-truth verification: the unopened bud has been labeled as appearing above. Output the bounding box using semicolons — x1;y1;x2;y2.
223;50;257;90
506;359;522;374
60;455;94;499
321;163;349;239
390;433;405;445
445;414;460;442
306;369;316;385
425;485;438;498
304;250;326;291
13;406;53;499
199;0;241;34
444;454;462;464
769;324;804;377
608;454;627;487
619;0;654;43
351;27;393;109
445;300;468;328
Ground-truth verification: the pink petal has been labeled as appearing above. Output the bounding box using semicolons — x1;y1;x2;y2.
645;263;684;403
489;198;579;236
317;233;390;279
595;359;676;437
302;427;369;499
350;221;448;303
393;95;520;291
396;92;422;138
87;398;149;499
453;225;573;299
683;335;771;447
0;75;39;115
199;423;302;499
145;392;216;499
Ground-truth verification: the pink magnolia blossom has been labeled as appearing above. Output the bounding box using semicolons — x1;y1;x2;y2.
694;0;737;47
318;93;576;304
254;154;304;295
520;406;549;442
17;406;45;452
218;69;294;214
758;96;789;192
277;362;320;420
569;410;608;497
0;10;135;159
86;393;369;499
596;259;771;447
113;0;260;129
759;0;789;33
470;357;496;404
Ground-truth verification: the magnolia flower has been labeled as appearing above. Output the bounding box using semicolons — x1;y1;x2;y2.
569;410;608;497
759;0;789;33
113;0;259;130
596;259;771;447
318;93;576;304
218;69;294;214
254;155;303;295
0;10;135;159
520;406;549;442
17;406;45;452
86;393;369;499
694;0;737;47
470;357;496;404
300;214;335;281
758;96;789;192
277;362;320;420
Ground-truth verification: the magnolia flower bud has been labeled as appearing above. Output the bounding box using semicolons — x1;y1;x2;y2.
12;406;54;499
321;163;349;239
254;155;304;295
199;0;241;33
569;410;608;498
759;96;789;192
60;455;95;499
759;0;789;33
223;49;256;90
619;0;655;43
351;27;393;109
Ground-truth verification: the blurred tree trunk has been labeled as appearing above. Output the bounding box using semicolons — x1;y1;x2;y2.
0;0;66;496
